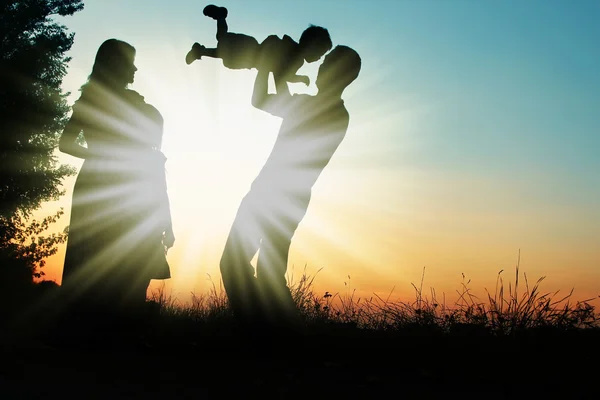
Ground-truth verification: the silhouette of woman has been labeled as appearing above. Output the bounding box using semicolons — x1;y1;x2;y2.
58;39;174;319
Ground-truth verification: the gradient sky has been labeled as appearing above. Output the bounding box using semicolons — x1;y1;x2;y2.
36;0;600;306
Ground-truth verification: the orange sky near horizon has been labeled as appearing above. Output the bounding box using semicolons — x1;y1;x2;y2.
36;144;600;307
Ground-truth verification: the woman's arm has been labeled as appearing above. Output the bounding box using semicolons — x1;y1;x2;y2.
58;107;91;159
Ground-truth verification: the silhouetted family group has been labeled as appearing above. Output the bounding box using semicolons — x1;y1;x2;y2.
59;4;361;332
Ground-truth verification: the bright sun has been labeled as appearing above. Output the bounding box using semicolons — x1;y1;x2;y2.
130;46;298;294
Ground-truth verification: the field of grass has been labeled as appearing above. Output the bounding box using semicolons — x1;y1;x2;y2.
157;263;599;333
1;263;599;398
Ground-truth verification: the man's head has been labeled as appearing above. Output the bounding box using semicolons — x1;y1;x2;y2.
316;45;361;95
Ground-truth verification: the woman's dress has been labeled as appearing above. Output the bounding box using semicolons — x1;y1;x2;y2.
61;85;170;308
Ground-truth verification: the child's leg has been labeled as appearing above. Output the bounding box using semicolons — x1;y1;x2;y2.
203;5;229;40
216;18;228;41
203;5;228;19
185;43;219;65
203;48;219;58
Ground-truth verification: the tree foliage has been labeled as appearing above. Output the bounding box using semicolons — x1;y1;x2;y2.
0;0;84;285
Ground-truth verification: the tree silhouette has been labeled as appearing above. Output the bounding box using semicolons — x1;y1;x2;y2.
0;0;84;288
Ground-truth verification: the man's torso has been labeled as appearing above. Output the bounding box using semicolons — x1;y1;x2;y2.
253;94;350;193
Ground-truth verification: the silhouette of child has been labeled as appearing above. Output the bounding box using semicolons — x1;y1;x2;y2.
185;4;332;86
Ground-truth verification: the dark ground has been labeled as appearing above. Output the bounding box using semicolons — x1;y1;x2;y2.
1;290;599;399
2;313;599;399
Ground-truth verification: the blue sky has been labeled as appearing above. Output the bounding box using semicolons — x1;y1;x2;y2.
59;0;600;177
46;0;600;300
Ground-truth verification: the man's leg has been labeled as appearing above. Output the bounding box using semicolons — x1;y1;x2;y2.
256;193;309;328
220;192;264;323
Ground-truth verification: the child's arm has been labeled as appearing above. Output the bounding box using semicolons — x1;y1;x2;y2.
285;73;310;86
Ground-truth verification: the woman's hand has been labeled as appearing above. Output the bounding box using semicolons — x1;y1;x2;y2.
163;228;175;251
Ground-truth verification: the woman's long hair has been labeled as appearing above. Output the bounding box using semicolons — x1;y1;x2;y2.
80;39;136;94
74;39;143;154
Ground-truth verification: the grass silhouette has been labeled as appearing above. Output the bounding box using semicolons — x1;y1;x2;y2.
1;259;599;398
147;261;599;335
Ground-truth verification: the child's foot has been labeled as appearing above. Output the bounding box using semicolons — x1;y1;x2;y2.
203;4;228;20
185;43;205;65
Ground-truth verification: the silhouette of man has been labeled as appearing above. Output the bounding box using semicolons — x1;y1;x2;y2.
220;45;362;330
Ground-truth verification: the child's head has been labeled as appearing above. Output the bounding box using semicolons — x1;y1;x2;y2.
298;25;333;63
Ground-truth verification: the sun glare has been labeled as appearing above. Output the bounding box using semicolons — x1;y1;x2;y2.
44;37;417;303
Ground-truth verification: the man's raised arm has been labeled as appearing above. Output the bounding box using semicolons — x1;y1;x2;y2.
250;68;272;110
251;54;292;117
